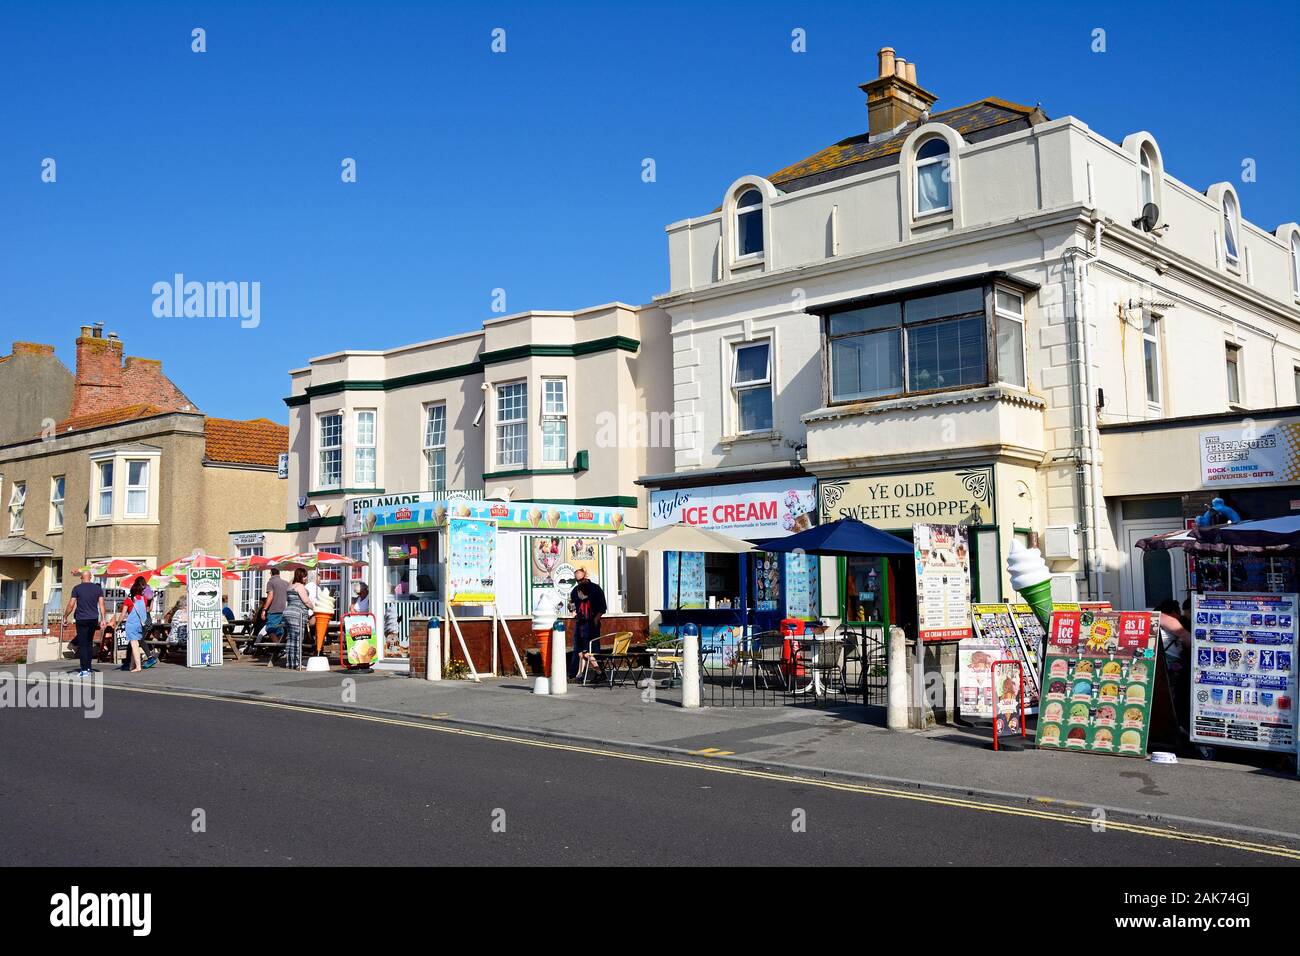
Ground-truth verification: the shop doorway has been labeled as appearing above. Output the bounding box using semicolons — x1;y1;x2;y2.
1122;520;1187;610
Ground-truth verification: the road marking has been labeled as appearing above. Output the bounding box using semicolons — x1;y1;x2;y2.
86;682;1300;861
690;747;736;757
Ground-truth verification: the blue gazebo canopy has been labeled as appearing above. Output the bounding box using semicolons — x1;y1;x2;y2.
751;517;913;557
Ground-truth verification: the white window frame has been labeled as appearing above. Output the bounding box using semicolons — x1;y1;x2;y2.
423;403;447;492
1222;193;1241;268
318;412;343;489
125;459;150;518
1225;342;1243;406
993;288;1027;389
50;475;65;531
732;339;774;435
237;543;264;619
734;188;765;261
96;461;114;519
914;138;952;216
8;481;26;534
1142;312;1162;408
1290;233;1300;299
353;409;377;488
541;378;569;465
1293;364;1300;404
47;557;64;609
495;381;528;469
1139;149;1155;208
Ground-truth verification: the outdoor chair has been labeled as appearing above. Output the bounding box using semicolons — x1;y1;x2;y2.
648;640;685;688
586;632;637;687
733;630;788;691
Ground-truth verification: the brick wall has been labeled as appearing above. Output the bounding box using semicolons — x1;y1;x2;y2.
409;614;648;678
0;624;58;664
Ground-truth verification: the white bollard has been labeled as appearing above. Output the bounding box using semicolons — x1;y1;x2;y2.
886;625;908;730
549;620;567;696
426;621;442;682
681;630;700;709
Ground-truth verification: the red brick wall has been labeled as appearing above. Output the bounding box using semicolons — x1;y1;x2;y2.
69;333;125;417
0;624;58;664
409;615;648;678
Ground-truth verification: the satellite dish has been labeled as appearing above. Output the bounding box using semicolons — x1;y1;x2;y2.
1134;202;1160;232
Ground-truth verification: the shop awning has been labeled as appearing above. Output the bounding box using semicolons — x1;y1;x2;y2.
1194;515;1300;552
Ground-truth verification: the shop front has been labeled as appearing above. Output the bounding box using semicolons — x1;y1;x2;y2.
1102;411;1300;609
647;476;820;644
345;490;637;671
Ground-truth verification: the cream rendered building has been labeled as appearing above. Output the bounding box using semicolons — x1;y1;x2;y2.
647;46;1300;626
255;302;673;653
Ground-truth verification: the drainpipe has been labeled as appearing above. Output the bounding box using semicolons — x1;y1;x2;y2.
1071;220;1106;601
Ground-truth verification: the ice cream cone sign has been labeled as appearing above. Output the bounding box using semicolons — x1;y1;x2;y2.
1007;540;1054;630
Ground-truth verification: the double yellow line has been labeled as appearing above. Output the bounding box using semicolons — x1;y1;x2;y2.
103;682;1300;861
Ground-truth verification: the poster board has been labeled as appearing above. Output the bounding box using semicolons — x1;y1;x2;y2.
784;552;820;619
1190;592;1297;753
1008;602;1046;692
664;551;706;609
341;613;379;668
186;566;223;668
447;517;497;605
1035;609;1159;758
913;523;971;642
959;603;1041;719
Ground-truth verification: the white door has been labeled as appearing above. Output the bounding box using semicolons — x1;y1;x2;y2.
1122;521;1188;610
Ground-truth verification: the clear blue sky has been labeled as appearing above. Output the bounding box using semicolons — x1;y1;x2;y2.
5;0;1298;423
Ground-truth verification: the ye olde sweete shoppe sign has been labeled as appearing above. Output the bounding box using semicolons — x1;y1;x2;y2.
819;466;995;526
650;479;816;540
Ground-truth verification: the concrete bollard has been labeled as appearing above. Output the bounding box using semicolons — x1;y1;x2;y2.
886;625;909;730
681;626;700;709
549;620;568;696
426;620;442;681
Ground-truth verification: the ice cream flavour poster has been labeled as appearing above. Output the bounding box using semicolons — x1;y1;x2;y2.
356;495;627;534
913;523;971;642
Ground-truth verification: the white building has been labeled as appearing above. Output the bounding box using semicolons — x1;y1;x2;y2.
643;46;1300;633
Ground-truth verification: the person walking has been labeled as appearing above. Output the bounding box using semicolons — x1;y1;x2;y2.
282;568;312;670
260;568;289;648
62;569;105;678
568;568;607;682
122;583;155;672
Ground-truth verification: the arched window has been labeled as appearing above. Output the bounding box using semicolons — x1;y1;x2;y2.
915;138;951;215
1139;148;1155;207
735;188;764;257
1222;192;1241;265
1291;232;1300;297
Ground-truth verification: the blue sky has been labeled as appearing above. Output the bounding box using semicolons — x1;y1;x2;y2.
5;0;1298;422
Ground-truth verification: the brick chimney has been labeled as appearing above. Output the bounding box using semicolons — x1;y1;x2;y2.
69;323;125;417
861;47;938;138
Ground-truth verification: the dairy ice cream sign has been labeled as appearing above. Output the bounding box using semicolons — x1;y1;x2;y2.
650;479;816;539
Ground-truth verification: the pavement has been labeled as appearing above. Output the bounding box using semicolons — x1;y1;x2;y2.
12;658;1300;846
4;686;1295;866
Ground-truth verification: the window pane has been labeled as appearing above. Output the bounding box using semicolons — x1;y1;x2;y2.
1223;206;1238;260
355;448;376;485
1144;338;1161;404
735;343;769;384
737;386;773;432
542;419;567;463
996;316;1025;387
127;489;147;516
736;189;762;208
356;411;375;445
497;383;526;422
994;289;1022;317
916;138;949;162
427;448;446;491
907;316;987;391
1226;348;1240;404
497;421;526;466
829;302;900;336
543;380;567;414
905;287;983;324
321;414;342;448
916;161;950;213
831;330;902;401
320;449;341;487
128;460;148;486
425;405;446;447
738;207;763;256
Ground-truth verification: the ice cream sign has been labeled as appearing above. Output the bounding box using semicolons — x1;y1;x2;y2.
650;479;816;539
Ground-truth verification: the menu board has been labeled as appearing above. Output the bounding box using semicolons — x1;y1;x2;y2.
958;604;1041;720
752;551;782;612
1035;610;1159;758
1190;592;1297;752
913;523;971;642
665;551;706;609
784;552;819;619
1009;602;1046;686
447;517;497;605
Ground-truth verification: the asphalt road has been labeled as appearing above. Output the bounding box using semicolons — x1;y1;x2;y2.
2;685;1295;866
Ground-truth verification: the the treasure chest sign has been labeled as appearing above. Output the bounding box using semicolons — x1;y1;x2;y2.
342;613;380;669
1034;609;1159;758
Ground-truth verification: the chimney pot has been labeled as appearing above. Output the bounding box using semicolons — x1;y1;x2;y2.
79;325;93;338
906;62;917;85
894;57;907;79
878;47;895;78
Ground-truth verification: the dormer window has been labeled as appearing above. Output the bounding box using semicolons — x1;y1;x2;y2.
914;138;951;215
1222;193;1241;265
1290;232;1300;297
735;188;764;258
1139;149;1155;207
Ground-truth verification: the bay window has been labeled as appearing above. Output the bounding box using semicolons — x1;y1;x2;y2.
125;460;150;517
97;462;113;518
825;282;1028;404
542;378;568;464
318;413;342;489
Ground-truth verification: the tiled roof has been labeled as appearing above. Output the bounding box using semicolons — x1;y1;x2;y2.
54;403;166;434
765;97;1047;194
204;418;288;468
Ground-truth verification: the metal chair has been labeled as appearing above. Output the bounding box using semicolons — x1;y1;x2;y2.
586;632;637;687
